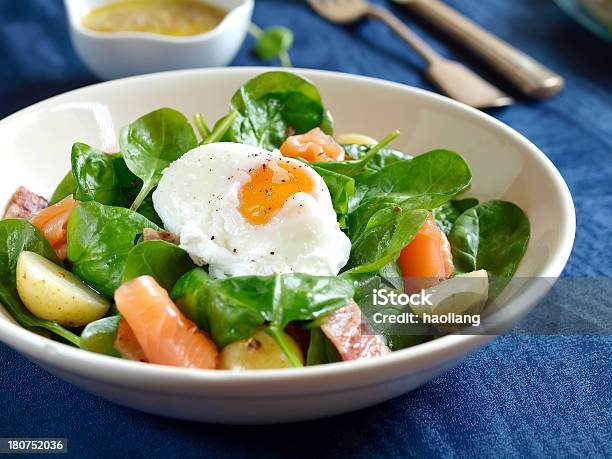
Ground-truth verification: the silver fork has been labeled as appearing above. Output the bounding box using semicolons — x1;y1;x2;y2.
307;0;514;109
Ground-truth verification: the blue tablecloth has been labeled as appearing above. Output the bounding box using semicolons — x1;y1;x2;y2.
1;0;611;457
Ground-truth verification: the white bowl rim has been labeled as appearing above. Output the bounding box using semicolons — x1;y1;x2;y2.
0;66;576;387
64;0;254;43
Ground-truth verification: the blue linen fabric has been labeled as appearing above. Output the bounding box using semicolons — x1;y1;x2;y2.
0;0;611;457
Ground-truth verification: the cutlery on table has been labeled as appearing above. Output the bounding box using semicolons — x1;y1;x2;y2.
307;0;514;109
393;0;564;99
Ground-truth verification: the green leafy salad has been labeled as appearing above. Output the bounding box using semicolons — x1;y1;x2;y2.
0;71;530;369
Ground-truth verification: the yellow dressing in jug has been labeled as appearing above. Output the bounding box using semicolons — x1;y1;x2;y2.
82;0;226;37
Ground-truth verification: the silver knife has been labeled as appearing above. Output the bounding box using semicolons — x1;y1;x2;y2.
393;0;564;98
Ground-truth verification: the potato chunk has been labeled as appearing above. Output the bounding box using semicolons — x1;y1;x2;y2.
16;251;110;327
219;328;304;370
334;133;377;146
411;269;489;332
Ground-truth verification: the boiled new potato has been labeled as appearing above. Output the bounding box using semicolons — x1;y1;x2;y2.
219;328;304;370
16;251;110;327
411;270;489;332
335;133;377;146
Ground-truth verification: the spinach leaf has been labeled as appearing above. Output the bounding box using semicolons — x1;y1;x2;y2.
69;143;162;224
310;165;354;228
378;260;405;292
71;143;140;207
306;327;340;365
120;108;197;210
346;149;472;251
312;130;400;177
345;209;428;273
320;109;334;135
49;171;77;205
136;192;163;227
265;274;352;366
80;315;120;357
193;113;211;139
67;201;160;297
250;23;294;67
353;149;472;210
341;272;385;304
223;71;331;150
342;143;411;171
433;198;479;236
123;240;194;291
172;268;266;345
345;150;472;276
0;219;80;346
351;169;377;188
449;200;530;297
171;269;354;367
203;110;238;144
347;195;405;240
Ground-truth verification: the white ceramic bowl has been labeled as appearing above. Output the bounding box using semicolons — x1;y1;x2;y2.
0;68;575;424
64;0;254;80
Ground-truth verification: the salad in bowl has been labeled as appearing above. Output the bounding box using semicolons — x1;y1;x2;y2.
0;71;530;371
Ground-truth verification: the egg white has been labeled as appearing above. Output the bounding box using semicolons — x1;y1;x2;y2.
153;142;351;278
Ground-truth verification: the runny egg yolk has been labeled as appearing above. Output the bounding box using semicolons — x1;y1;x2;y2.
239;160;314;225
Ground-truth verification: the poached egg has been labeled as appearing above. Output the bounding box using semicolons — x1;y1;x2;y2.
153;142;351;278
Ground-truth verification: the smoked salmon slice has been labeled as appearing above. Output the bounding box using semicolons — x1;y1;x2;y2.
321;301;390;361
114;276;218;369
399;212;454;294
280;127;345;162
114;318;147;362
30;194;78;260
